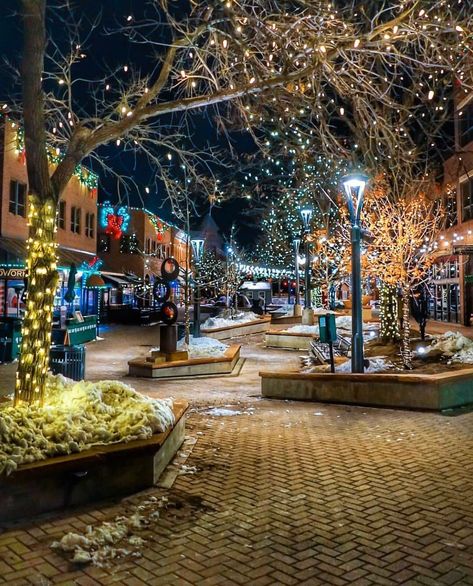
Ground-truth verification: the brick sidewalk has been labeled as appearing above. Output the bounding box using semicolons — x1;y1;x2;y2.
1;399;473;585
1;331;473;584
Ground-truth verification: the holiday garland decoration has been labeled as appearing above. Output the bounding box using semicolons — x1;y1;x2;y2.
100;202;130;240
15;127;99;195
145;211;170;241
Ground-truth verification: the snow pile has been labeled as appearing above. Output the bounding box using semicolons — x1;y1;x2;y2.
177;336;228;358
335;316;376;331
202;311;260;330
336;357;393;373
427;331;473;363
283;325;320;335
52;495;167;566
0;375;174;476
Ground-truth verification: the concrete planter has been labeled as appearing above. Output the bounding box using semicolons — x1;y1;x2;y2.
201;317;271;341
128;345;241;378
265;331;316;350
0;400;188;522
260;370;473;411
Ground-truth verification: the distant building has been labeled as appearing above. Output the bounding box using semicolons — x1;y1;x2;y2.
197;212;225;258
0;118;99;318
97;205;189;305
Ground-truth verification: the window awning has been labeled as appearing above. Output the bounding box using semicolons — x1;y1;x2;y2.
0;237;96;267
102;273;133;287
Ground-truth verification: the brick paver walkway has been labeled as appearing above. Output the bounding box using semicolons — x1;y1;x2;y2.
1;328;473;585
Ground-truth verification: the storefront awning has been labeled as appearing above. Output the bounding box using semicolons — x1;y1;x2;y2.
0;237;96;267
102;273;133;287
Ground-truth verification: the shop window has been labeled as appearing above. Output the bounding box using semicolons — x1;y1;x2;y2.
58;200;66;229
98;233;110;253
71;206;81;234
85;212;95;238
9;180;26;217
458;101;473;148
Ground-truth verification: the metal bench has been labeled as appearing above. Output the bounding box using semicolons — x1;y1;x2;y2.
309;334;352;365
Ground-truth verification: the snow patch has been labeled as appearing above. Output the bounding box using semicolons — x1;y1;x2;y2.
336;357;393;373
283;325;319;334
0;375;174;476
202;407;244;416
177;335;228;358
427;331;473;363
202;311;261;330
52;495;167;566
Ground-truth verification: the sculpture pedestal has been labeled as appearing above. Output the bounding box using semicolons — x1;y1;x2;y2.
301;308;315;326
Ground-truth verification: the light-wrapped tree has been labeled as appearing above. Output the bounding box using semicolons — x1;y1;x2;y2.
363;176;445;369
9;0;473;401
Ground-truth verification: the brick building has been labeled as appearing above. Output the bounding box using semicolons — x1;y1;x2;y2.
97;205;189;305
0;118;99;317
432;87;473;326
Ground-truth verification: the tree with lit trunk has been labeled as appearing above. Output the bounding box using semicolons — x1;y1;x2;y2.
363;177;444;369
12;0;473;402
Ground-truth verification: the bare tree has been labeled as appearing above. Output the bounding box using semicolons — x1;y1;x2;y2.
11;0;473;402
363;175;445;369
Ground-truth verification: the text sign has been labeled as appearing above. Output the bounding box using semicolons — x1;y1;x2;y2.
0;267;27;279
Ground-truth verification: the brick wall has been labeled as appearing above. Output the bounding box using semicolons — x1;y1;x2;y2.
0;119;97;255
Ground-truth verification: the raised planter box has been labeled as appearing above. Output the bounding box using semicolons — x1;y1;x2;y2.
201;317;271;341
270;314;302;325
128;345;241;378
265;330;317;350
0;400;188;522
260;370;473;411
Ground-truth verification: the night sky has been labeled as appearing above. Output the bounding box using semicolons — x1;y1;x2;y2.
0;0;261;247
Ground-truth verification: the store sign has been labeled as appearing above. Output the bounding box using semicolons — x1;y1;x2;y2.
453;246;473;255
0;267;27;279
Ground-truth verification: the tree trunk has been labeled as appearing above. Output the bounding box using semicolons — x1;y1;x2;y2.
15;194;58;405
379;284;400;342
401;287;413;370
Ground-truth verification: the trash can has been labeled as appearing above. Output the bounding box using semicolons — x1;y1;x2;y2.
49;344;86;381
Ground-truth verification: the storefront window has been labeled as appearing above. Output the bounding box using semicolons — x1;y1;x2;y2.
0;279;25;317
430;257;460;323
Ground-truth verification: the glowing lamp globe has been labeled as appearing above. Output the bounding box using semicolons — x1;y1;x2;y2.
341;174;368;224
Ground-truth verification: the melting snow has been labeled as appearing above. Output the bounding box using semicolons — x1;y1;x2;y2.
52;495;167;566
0;375;174;475
426;331;473;363
202;312;260;330
202;408;244;416
283;325;319;334
177;335;229;358
336;357;393;373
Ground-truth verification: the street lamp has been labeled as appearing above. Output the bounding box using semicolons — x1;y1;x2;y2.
293;238;302;317
191;237;205;337
300;208;313;317
341;173;368;373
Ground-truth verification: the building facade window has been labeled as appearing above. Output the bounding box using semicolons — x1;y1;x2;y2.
71;206;81;234
458;101;473;148
9;180;26;217
98;233;110;253
85;212;95;238
461;178;473;222
58;200;66;229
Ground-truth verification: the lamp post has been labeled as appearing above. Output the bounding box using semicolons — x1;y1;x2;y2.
341;173;368;373
300;208;314;324
293;238;302;317
191;237;205;337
